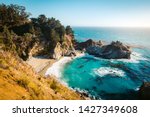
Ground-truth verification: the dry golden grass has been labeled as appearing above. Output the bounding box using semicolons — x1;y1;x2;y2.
0;50;85;100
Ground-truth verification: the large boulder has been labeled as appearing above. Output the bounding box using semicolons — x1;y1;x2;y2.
85;40;131;59
139;82;150;100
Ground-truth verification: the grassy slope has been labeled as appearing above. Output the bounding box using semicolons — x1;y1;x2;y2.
0;50;84;100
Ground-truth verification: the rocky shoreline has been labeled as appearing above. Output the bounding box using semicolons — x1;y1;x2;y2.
75;39;150;100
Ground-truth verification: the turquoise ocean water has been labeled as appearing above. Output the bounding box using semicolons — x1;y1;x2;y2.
62;27;150;100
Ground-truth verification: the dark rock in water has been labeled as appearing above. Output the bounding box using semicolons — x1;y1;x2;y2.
75;39;103;50
139;82;150;100
99;41;131;59
77;40;131;59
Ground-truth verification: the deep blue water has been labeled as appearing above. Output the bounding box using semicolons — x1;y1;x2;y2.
73;27;150;48
61;27;150;100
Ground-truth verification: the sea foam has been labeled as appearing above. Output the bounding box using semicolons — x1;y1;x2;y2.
83;51;148;64
45;53;85;78
94;67;125;77
116;51;148;63
45;57;72;78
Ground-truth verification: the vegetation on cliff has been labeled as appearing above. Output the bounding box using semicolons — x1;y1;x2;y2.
0;4;83;100
0;50;84;99
0;4;74;60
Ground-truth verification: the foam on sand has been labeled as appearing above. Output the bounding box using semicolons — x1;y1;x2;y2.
94;67;125;77
45;57;72;78
45;53;85;78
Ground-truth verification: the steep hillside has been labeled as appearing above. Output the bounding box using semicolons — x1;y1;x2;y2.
0;3;85;100
0;50;84;100
0;4;75;61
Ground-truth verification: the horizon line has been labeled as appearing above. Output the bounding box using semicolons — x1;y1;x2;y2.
70;25;150;28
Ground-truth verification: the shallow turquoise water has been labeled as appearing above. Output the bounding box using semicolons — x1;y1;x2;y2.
61;27;150;100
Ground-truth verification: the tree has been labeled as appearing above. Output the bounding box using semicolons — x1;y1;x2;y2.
66;25;74;36
50;29;60;43
0;4;30;27
55;26;65;42
38;14;47;25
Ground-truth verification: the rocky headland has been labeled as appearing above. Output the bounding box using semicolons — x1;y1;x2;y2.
75;39;131;59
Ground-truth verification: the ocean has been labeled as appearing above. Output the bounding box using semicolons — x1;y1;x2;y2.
61;27;150;99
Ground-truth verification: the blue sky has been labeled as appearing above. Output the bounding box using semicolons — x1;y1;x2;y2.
1;0;150;27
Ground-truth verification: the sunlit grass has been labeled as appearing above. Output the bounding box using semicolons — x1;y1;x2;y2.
0;50;84;100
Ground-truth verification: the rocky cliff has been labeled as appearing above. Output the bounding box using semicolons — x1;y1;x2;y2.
25;34;76;60
76;39;131;59
28;42;45;59
48;35;76;60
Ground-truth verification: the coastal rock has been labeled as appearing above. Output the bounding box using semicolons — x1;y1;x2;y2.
75;39;103;50
86;45;102;56
98;41;131;59
139;82;150;100
78;40;131;59
50;35;76;60
28;42;44;59
51;42;63;60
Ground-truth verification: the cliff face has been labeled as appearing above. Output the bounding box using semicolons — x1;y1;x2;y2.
49;35;76;60
0;50;84;100
28;42;44;59
51;42;63;59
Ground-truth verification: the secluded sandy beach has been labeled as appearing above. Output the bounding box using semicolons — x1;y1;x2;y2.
26;51;84;76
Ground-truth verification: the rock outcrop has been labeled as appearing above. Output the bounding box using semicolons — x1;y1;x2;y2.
75;39;103;50
76;39;131;59
51;42;63;60
139;82;150;100
50;35;76;60
28;42;44;59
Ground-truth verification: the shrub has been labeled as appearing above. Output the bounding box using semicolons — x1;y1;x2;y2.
16;78;29;88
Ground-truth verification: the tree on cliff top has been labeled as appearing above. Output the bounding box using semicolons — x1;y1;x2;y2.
0;4;30;28
66;25;74;36
0;3;75;60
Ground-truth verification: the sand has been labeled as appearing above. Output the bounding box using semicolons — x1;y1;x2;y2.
26;56;56;75
26;51;84;76
45;52;85;78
